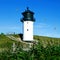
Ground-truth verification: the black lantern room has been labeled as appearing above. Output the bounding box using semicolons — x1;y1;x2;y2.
21;7;35;22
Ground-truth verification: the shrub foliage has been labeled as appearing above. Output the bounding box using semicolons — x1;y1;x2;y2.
0;34;60;60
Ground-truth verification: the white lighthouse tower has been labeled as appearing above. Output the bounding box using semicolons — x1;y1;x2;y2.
21;7;35;42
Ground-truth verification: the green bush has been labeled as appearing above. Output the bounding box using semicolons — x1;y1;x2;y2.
0;42;60;60
0;34;60;60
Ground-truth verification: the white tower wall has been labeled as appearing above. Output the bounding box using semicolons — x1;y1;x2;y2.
23;21;33;41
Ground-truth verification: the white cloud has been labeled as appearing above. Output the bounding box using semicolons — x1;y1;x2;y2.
34;23;50;28
0;26;21;30
0;26;22;34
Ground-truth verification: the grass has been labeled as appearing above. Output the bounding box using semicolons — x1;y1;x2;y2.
34;35;60;48
0;33;60;52
0;34;60;59
0;34;16;52
10;34;20;38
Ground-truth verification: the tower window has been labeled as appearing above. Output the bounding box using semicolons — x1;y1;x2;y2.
27;22;28;24
27;29;29;31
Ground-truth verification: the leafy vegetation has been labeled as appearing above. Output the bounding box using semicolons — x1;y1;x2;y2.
0;33;16;52
0;34;60;60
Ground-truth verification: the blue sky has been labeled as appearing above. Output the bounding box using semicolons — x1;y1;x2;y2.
0;0;60;38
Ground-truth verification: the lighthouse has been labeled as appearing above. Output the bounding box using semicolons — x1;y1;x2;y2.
21;7;35;42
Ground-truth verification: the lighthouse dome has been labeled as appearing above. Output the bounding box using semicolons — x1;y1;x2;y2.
21;7;35;22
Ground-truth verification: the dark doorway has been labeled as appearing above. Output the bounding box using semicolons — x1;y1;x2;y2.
18;33;23;40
